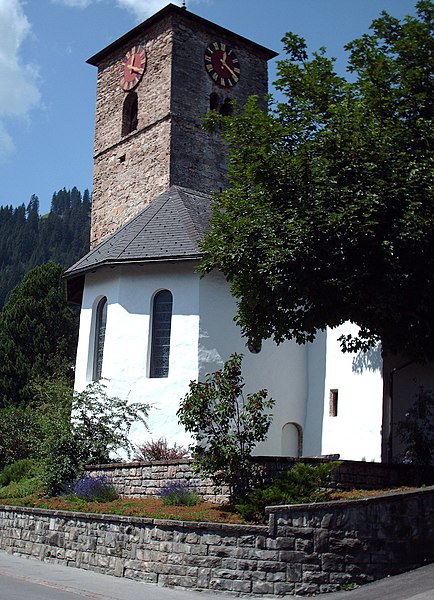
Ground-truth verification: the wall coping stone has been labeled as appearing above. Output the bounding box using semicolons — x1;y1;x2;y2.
0;502;268;535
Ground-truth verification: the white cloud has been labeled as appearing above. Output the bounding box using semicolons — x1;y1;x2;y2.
0;0;41;159
52;0;188;21
0;122;14;159
51;0;92;6
114;0;182;20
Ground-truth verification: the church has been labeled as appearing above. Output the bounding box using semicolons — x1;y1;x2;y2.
65;3;425;464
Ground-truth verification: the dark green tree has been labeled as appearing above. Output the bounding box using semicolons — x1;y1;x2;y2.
0;262;78;407
201;2;434;361
0;187;90;308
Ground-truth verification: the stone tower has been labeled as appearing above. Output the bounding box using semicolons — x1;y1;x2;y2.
87;3;276;248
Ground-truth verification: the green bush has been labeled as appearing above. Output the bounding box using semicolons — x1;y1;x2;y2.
0;476;44;499
236;461;341;523
0;458;44;487
0;407;40;469
0;458;45;498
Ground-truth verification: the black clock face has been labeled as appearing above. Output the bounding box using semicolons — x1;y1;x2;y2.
204;41;240;87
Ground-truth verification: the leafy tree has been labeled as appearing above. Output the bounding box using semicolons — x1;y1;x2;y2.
201;2;434;361
177;354;274;503
0;262;77;406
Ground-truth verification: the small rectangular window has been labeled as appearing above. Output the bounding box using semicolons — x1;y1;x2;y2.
329;389;338;417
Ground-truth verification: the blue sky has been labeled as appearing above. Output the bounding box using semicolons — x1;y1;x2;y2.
0;0;419;214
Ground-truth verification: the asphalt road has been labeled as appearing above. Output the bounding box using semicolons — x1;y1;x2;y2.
0;551;433;599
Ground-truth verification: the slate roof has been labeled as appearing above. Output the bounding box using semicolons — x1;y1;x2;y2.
64;186;212;279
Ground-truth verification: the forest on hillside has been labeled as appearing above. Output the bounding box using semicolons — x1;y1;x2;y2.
0;187;91;308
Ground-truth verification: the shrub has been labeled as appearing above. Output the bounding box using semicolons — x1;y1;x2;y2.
236;461;341;523
33;380;149;495
134;438;189;461
177;353;274;503
0;458;43;487
0;459;45;499
0;407;40;469
73;475;118;502
157;482;200;506
0;476;44;499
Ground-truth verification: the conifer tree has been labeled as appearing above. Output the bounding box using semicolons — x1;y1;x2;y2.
0;263;78;407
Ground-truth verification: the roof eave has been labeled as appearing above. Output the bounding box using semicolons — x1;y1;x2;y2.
64;254;203;280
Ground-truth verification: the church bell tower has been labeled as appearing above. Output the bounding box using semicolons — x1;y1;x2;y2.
87;3;276;248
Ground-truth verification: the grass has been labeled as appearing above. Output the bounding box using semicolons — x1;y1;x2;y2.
0;486;418;524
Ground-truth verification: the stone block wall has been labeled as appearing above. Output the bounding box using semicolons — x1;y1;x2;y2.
268;487;434;593
1;487;434;596
85;457;434;503
86;459;229;503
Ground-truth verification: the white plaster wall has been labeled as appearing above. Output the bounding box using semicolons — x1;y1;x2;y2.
303;333;327;457
75;265;384;461
320;323;383;462
74;263;200;450
198;271;309;457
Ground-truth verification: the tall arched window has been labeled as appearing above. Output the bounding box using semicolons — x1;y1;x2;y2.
121;91;138;136
93;297;107;380
150;290;173;378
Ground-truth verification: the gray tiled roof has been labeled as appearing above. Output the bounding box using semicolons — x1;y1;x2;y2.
64;186;212;278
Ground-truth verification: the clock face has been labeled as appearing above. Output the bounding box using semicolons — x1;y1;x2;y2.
204;42;240;88
120;45;146;91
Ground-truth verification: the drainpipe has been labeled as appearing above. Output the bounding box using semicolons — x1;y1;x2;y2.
387;360;413;463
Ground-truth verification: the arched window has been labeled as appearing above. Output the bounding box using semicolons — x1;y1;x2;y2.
150;290;173;378
93;297;107;380
121;91;138;136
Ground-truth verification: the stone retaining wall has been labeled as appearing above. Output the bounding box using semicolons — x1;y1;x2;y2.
86;458;434;503
1;487;434;596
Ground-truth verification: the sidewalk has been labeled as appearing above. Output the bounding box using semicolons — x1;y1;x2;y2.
0;550;433;599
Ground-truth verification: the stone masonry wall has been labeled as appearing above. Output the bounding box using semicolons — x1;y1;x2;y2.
268;487;434;594
1;487;434;596
86;459;229;503
86;458;434;503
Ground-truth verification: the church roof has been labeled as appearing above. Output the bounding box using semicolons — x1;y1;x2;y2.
64;186;212;280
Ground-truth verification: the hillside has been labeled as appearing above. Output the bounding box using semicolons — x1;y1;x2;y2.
0;187;90;308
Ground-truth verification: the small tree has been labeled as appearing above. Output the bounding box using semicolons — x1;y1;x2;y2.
177;354;274;503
